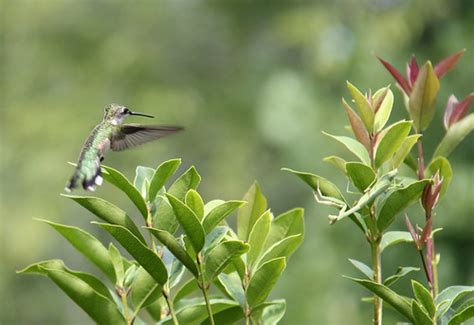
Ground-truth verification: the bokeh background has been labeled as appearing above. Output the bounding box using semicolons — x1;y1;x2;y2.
1;0;473;324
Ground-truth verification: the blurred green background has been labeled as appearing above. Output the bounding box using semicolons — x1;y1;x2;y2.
1;0;473;324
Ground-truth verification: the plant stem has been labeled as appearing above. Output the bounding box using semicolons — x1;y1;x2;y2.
146;209;158;254
431;239;439;296
370;240;382;325
243;267;251;325
163;286;179;325
417;138;425;179
121;290;131;325
197;254;215;325
418;249;431;284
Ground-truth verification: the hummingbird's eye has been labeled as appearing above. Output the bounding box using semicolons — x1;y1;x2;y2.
123;108;130;114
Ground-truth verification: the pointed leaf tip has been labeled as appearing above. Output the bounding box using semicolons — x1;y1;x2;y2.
377;56;411;95
434;49;465;78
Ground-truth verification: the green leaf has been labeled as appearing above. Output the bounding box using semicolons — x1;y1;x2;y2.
346;81;374;132
257;234;302;268
380;231;414;253
412;300;433;325
237;181;267;241
345;276;414;321
123;264;138;288
147;228;198;277
323;132;371;165
18;259;113;301
373;87;394;132
153;199;179;234
217;272;245;307
282;169;345;201
202;306;244;325
36;219;115;282
323;155;347;174
164;298;239;324
202;201;245;234
174;278;199;303
392;134;421;169
348;259;373;279
384;267;419;287
425;156;452;197
63;194;146;244
108;243;125;286
260;299;287;325
346;162;376;192
203;226;229;253
131;267;162;311
20;262;125;324
374;120;413;168
165;248;186;288
134;166;155;198
434;113;474;158
412;280;436;317
448;304;474;325
377;180;430;232
435;286;474;318
247;257;286;307
409;61;440;131
168;166;201;200
247;211;271;267
185;189;205;221
166;193;205;253
205;241;249;282
101;164;148;219
94;222;168;285
148;159;181;201
263;208;304;253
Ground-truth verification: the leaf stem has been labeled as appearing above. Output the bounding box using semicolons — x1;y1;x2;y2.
197;254;214;325
163;285;179;325
120;290;131;325
370;239;383;325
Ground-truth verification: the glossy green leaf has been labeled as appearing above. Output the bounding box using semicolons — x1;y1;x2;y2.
163;298;239;324
392;134;421;169
263;208;304;253
247;257;286;307
425;156;452;197
94;222;168;285
205;241;249;282
173;278;199;303
260;299;287;325
202;306;244;325
203;226;229;253
384;267;419;287
412;300;432;325
63;195;146;244
435;286;474;318
409;61;440;131
380;231;414;252
373;87;394;132
448;304;474;325
202;201;245;234
323;155;347;174
377;180;430;231
217;272;245;307
102;164;148;219
346;162;376;192
247;211;271;267
18;259;113;301
148;159;181;201
108;243;124;285
345;276;414;322
168;166;201;200
20;262;125;324
134;166;155;198
166;249;185;289
412;280;436;317
374;120;413;168
323;132;371;165
123;264;138;288
147;227;198;277
282;169;345;201
434;114;474;158
131;267;162;311
237;181;267;241
348;259;373;279
153;199;178;234
257;234;302;268
37;219;115;282
185;189;205;221
166;193;205;253
347;81;374;132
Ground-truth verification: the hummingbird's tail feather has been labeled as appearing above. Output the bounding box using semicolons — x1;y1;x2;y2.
65;158;102;192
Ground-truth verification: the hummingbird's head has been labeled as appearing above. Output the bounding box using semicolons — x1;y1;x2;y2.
104;103;154;125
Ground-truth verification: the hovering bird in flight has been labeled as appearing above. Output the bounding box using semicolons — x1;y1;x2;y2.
65;103;182;192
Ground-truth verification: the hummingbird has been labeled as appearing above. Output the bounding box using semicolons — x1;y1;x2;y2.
65;103;183;192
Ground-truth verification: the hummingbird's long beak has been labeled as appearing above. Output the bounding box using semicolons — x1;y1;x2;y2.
130;111;154;118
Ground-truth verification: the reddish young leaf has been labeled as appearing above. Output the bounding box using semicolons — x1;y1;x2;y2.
434;49;465;79
377;56;412;95
443;95;458;130
407;55;419;86
448;93;474;128
341;98;371;151
404;214;421;250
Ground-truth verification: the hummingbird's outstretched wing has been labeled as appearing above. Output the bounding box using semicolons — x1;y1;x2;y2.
111;124;183;151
